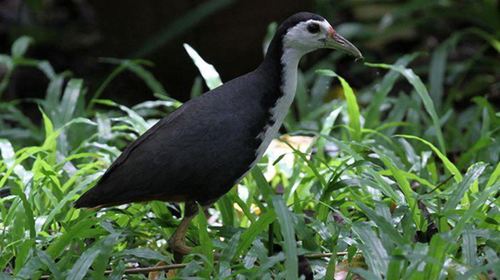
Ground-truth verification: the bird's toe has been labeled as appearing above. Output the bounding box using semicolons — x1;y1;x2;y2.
168;237;192;256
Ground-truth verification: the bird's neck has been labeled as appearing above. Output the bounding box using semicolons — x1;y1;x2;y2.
247;38;304;169
278;48;302;101
258;37;303;108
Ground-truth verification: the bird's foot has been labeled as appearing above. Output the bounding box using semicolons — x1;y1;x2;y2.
168;237;192;256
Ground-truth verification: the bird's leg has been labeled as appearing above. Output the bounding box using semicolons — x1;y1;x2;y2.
168;201;198;256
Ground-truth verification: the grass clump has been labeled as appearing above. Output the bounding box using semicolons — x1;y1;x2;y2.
0;28;499;280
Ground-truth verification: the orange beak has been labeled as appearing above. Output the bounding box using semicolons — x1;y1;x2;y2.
324;27;363;59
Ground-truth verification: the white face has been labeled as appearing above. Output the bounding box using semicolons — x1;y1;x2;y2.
283;19;334;54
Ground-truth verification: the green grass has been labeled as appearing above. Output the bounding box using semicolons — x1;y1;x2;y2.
1;24;499;280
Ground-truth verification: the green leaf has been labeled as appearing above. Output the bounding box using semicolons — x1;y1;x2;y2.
120;248;171;262
66;247;101;280
250;168;274;204
428;34;460;109
397;134;462;182
11;36;33;58
45;75;65;116
16;253;43;279
92;233;121;279
352;222;387;279
37;250;63;279
220;232;241;263
423;235;448;280
486;162;500;188
378;153;425;230
366;63;446;152
216;193;235;227
317;106;343;157
10;184;36;240
41;109;58;165
387;250;404;280
365;54;417;128
317;70;362;141
0;272;13;280
100;58;167;97
59;79;84;126
462;225;477;267
0;146;44;189
356;201;406;246
194;204;214;277
46;213;96;259
0;139;31;185
451;182;499;239
443;162;487;212
235;210;276;257
271;195;298;280
184;43;223;90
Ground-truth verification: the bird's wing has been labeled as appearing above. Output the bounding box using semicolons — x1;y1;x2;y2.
75;72;267;208
98;103;189;182
74;103;192;207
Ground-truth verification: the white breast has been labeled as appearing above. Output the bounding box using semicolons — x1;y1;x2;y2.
250;48;302;169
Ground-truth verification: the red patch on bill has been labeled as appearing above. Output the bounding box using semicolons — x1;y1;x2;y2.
328;26;335;38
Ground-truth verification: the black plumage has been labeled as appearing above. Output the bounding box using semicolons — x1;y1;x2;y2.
75;12;325;208
75;12;361;255
76;69;276;207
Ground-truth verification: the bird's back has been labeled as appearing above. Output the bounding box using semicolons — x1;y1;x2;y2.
75;69;280;208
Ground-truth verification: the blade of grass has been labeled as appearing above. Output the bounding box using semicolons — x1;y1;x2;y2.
87;63;127;112
11;36;32;59
423;234;448;280
365;54;418;128
92;233;121;279
0;139;32;185
194;204;214;277
451;183;498;239
66;245;101;280
46;215;96;259
366;63;446;153
59;79;83;127
271;195;298;280
183;44;222;90
443;162;486;212
235;210;276;257
462;225;477;267
119;248;171;263
250;168;274;204
317;106;343;158
98;58;167;98
486;162;500;188
428;34;460;109
216;193;235;227
397;134;462;182
317;70;362;141
378;153;425;231
0;55;13;97
356;201;406;246
386;249;404;280
352;222;387;279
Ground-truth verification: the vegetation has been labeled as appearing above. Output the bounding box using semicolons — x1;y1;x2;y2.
1;1;499;279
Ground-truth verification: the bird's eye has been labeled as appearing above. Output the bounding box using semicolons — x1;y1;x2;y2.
307;22;320;34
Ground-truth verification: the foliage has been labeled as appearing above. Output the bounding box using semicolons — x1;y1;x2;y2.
1;4;500;279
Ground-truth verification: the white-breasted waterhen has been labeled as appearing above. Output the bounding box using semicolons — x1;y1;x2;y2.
75;12;362;255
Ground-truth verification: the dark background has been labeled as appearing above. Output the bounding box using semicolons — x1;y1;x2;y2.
1;0;498;107
1;0;316;104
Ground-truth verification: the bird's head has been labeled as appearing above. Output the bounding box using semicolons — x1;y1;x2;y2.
277;12;363;59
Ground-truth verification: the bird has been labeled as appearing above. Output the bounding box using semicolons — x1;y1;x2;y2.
75;12;362;256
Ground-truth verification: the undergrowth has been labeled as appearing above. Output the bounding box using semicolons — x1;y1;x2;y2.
0;27;499;280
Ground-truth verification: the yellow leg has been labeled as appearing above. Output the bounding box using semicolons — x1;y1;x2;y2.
168;201;197;256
